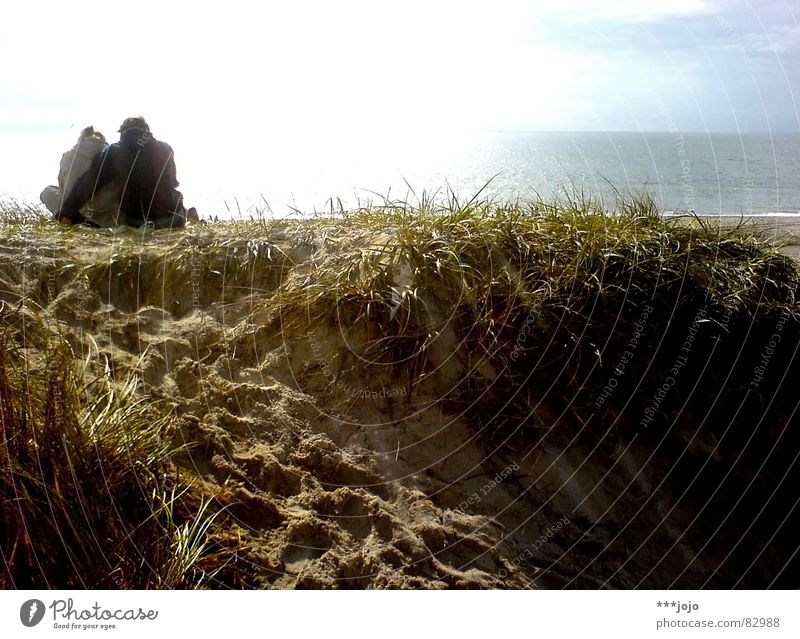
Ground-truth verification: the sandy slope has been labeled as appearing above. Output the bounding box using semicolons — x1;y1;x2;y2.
2;215;799;588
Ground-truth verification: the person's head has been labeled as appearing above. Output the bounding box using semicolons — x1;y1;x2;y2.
78;125;106;143
118;116;150;134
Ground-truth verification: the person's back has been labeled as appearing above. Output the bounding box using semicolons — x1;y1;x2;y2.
114;125;183;227
59;131;106;195
41;126;123;226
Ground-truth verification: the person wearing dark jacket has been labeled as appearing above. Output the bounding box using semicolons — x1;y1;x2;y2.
59;117;193;229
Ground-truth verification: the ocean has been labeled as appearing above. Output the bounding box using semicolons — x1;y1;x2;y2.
184;130;800;218
4;130;799;217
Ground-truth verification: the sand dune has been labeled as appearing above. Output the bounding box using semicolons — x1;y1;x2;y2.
2;208;799;588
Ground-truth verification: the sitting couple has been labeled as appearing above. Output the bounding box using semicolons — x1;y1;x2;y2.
41;116;198;229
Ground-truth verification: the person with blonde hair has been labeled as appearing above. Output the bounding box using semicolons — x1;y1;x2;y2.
40;126;123;227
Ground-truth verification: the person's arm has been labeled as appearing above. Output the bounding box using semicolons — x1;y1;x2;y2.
164;144;179;188
57;151;70;191
58;147;113;224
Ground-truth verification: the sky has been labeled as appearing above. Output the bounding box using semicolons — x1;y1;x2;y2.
1;0;798;210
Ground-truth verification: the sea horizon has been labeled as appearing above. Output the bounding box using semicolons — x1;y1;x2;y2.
2;129;798;219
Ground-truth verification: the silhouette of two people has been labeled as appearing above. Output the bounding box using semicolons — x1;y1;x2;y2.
45;117;196;229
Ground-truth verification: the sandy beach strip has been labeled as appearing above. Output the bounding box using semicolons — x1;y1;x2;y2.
689;214;800;261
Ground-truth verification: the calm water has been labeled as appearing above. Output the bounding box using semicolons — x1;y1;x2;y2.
4;130;799;217
187;130;800;217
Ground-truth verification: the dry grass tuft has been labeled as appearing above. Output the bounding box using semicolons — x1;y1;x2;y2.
0;325;218;588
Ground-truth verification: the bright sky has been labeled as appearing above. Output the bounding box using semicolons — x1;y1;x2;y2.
1;0;798;210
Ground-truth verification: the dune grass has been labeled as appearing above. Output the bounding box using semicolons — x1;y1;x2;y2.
267;192;796;327
0;323;219;588
260;192;799;441
5;191;795;430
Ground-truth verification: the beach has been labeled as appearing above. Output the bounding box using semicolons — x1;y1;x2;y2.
722;215;800;261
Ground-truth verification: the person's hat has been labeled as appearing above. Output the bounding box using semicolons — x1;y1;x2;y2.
118;116;150;133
